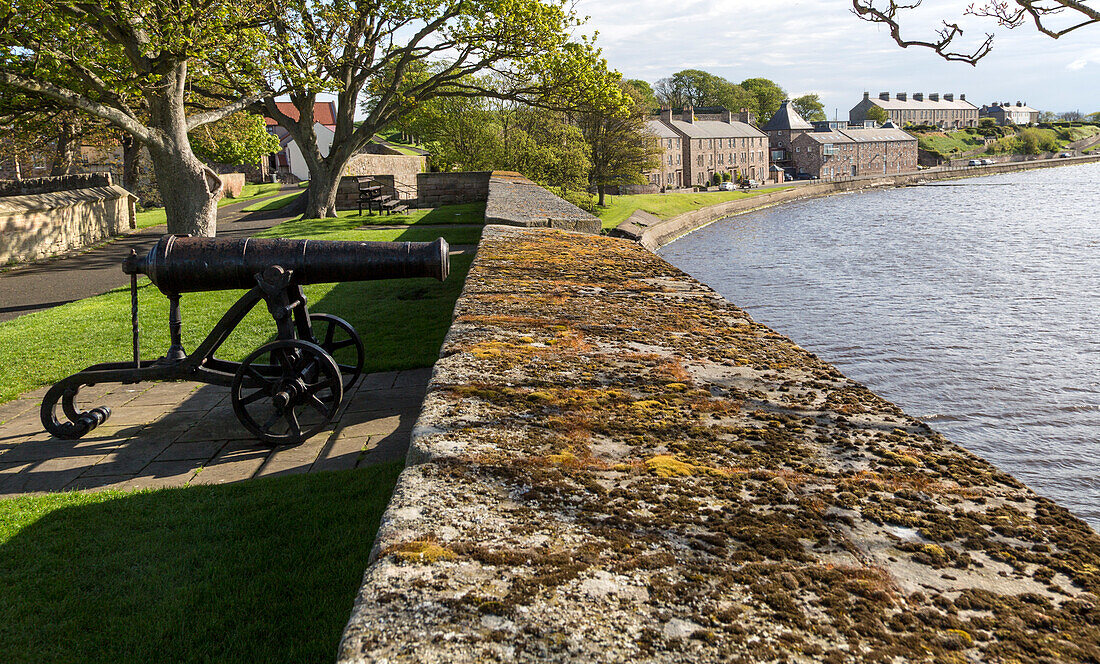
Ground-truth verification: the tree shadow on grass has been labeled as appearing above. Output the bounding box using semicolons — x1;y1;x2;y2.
0;462;402;664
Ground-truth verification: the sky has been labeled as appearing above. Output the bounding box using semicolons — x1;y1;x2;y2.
572;0;1100;118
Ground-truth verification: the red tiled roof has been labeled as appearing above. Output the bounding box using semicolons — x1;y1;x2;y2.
264;101;338;129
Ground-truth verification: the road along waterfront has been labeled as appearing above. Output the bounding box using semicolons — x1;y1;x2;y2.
661;161;1100;529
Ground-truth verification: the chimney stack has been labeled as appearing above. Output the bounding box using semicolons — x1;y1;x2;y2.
960;94;966;101
864;91;870;100
721;108;732;123
660;107;672;123
682;105;694;123
929;93;940;102
897;92;907;101
912;92;923;101
738;108;755;125
1016;101;1022;106
944;93;954;102
879;92;890;101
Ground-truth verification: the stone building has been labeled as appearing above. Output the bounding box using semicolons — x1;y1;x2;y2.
761;99;814;176
790;122;917;178
643;120;684;189
979;102;1040;125
648;107;769;187
850;91;978;129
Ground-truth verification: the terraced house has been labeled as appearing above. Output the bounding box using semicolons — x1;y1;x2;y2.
790;121;917;178
850;91;979;129
646;106;769;188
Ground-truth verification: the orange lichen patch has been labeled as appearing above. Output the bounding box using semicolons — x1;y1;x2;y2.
645;455;730;478
390;540;457;564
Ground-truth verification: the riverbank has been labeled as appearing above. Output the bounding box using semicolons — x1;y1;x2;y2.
615;153;1100;250
339;224;1100;663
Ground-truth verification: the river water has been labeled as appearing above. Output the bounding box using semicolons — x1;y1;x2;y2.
660;162;1100;529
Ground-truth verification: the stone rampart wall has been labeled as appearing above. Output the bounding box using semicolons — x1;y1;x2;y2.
484;171;600;234
345;154;425;192
0;185;136;264
339;225;1100;663
334;175;395;211
417;171;492;207
619;153;1100;250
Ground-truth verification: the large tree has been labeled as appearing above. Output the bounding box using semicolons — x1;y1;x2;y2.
573;82;660;206
791;94;826;122
739;78;786;124
852;0;1098;64
0;0;270;236
654;70;751;111
260;0;618;219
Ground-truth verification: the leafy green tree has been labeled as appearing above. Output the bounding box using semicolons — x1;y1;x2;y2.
791;94;826;122
865;105;889;124
0;0;270;235
573;82;661;206
261;0;620;219
190;113;280;167
623;79;658;113
740;78;786;124
654;70;751;111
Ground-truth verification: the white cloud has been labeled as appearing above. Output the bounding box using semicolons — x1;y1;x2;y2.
575;0;1100;115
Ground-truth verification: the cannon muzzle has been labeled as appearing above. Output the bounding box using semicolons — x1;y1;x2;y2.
124;235;450;294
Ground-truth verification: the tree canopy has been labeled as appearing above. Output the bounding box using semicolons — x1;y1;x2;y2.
190;112;280;167
791;94;826;122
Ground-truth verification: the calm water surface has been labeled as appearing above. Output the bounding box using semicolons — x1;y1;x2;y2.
660;162;1100;528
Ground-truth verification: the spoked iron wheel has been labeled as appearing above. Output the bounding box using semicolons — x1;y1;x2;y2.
303;313;364;390
231;339;343;446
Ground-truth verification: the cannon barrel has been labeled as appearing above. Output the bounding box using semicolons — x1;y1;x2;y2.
123;235;450;294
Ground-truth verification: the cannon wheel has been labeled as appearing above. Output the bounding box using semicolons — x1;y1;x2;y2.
231;339;343;446
304;313;364;390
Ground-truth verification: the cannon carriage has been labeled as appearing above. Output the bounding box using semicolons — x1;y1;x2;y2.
41;234;449;446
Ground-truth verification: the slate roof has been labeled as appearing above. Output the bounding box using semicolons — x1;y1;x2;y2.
645;120;679;139
988;103;1039;113
666;120;766;139
869;97;977;111
762;100;814;132
797;127;915;144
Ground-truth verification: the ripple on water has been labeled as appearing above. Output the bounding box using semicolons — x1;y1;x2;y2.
661;162;1100;529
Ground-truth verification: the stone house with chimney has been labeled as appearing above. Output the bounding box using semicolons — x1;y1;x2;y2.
647;107;769;187
789;122;917;178
850;92;978;129
979;102;1040;125
644;120;684;189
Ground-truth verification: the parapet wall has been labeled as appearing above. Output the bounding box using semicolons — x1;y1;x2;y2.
417;171;492;207
0;185;136;264
0;173;113;197
217;173;245;199
484;171;601;234
339;225;1100;663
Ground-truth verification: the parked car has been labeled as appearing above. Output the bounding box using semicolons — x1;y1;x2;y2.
793;173;818;181
1059;152;1073;158
968;159;982;166
738;179;761;189
981;159;994;165
718;181;735;191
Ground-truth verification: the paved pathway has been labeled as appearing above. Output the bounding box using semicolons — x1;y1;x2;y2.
0;368;429;498
0;188;301;322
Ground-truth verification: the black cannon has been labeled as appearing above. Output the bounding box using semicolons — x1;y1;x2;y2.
41;235;449;446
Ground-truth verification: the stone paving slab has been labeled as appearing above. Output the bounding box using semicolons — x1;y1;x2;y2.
0;368;431;499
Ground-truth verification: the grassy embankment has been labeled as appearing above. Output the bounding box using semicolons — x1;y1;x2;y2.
0;202;483;663
594;188;791;231
917;125;1100;160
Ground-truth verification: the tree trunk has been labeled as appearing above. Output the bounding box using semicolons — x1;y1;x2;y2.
51;119;79;176
301;161;343;219
597;184;606;207
145;61;222;237
120;133;141;192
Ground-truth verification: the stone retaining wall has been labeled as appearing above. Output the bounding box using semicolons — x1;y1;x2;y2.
345;153;425;193
335;174;395;211
0;185;136;263
484;171;600;234
218;173;245;199
417;171;492;207
617;154;1100;251
339;225;1100;663
0;173;113;197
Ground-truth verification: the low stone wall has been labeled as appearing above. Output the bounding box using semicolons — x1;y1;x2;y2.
0;173;113;197
344;153;426;194
0;185;136;263
334;174;395;211
417;171;492;207
484;171;600;234
618;154;1100;250
217;173;246;199
339;225;1100;663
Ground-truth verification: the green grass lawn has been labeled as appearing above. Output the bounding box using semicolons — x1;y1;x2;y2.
917;131;987;156
0;204;478;661
133;183;291;229
0;462;402;664
595;189;790;230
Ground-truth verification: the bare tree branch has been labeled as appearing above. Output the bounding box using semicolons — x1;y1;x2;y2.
852;0;994;64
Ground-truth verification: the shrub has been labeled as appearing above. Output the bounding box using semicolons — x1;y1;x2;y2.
558;188;597;214
721;171;731;182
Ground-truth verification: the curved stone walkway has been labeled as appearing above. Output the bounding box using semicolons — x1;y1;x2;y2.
0;367;428;499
